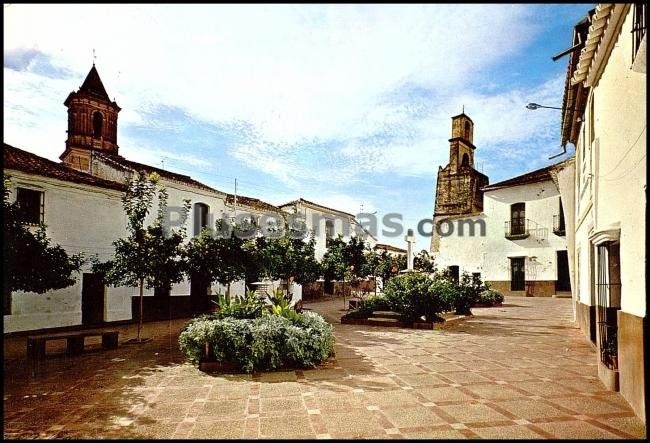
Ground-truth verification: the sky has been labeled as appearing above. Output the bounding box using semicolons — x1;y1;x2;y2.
3;3;590;250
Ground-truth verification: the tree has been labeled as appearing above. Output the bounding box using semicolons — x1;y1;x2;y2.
374;251;406;288
3;177;84;313
321;236;347;283
94;172;189;342
255;226;321;299
185;222;248;304
321;235;370;306
414;249;436;274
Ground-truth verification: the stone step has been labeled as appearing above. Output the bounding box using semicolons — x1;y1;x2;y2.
370;311;401;319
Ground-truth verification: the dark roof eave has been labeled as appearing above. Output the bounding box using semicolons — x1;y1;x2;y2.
4;143;127;192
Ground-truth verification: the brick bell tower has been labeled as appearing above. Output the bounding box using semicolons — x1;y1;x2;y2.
430;113;489;252
60;64;121;173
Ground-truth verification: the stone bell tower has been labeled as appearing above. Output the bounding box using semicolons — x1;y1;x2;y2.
60;64;121;173
430;113;489;252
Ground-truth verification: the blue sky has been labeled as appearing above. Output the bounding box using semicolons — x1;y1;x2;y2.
4;4;591;250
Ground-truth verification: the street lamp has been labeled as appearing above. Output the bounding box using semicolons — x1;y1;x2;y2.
526;103;564;110
525;103;576;160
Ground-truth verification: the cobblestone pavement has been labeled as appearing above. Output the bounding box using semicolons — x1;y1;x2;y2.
3;296;646;439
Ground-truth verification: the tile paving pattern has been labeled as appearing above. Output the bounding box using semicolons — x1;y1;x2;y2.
3;296;646;439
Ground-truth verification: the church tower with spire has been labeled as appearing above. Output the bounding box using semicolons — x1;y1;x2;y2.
430;113;489;252
60;64;121;172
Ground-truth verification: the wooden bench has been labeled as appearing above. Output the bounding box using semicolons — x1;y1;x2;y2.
27;329;119;374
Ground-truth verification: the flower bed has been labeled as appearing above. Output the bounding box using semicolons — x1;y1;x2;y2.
179;292;335;373
340;272;504;328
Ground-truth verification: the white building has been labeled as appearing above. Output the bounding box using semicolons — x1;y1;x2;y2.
279;198;377;260
3;64;368;333
556;3;646;420
431;114;571;297
373;243;407;257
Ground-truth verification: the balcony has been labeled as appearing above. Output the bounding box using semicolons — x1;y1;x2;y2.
504;220;530;240
553;214;566;236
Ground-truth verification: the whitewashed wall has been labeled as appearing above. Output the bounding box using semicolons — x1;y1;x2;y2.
283;202;375;260
482;182;568;282
4;171;128;333
434;180;568;284
575;9;647;318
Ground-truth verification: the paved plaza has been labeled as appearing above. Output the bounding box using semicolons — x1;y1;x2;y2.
3;296;646;439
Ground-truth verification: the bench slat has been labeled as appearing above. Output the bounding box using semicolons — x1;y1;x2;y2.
27;330;118;341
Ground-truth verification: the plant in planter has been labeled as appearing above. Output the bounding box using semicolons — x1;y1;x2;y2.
213;290;265;320
477;288;504;306
453;272;487;315
383;272;452;323
178;311;334;373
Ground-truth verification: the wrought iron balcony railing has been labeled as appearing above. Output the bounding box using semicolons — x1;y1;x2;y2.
504;219;530;240
553;214;566;236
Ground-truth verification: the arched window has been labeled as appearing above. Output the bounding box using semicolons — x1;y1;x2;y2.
93;111;103;138
464;121;471;140
193;203;209;236
461;153;470;167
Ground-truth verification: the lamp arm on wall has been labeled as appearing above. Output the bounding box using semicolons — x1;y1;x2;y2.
548;145;568;160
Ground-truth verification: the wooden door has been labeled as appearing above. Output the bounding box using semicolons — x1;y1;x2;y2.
510;257;525;291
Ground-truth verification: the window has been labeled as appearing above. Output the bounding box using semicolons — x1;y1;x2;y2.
553;198;566;235
193;203;209;236
464;121;471;140
510;202;526;235
92;111;103;138
461;153;470;167
325;219;335;239
596;242;621;369
632;3;646;62
510;257;525;291
448;266;459;283
16;188;44;225
589;95;595;146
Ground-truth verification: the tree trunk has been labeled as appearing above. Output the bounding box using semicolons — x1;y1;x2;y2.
138;278;144;342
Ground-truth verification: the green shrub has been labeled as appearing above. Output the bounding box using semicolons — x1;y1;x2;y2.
213;290;265;319
478;288;504;306
383;272;452;323
363;294;390;312
453;272;487;315
178;311;334;372
343;305;374;319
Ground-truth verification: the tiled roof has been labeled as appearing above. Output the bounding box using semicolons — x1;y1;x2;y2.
560;8;594;146
279;198;356;218
481;162;566;191
3;143;127;191
225;194;283;214
571;4;615;86
374;243;407;254
93;151;218;193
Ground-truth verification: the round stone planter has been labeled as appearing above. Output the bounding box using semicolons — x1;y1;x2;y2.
472;301;503;308
198;360;241;373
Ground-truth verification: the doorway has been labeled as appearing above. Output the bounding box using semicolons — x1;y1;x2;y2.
81;273;105;325
556;250;572;292
510;257;525;291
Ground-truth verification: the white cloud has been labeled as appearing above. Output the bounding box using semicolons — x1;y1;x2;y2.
3;3;568;235
5;4;536;148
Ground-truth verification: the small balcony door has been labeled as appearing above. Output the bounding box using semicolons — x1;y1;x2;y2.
510;203;526;235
